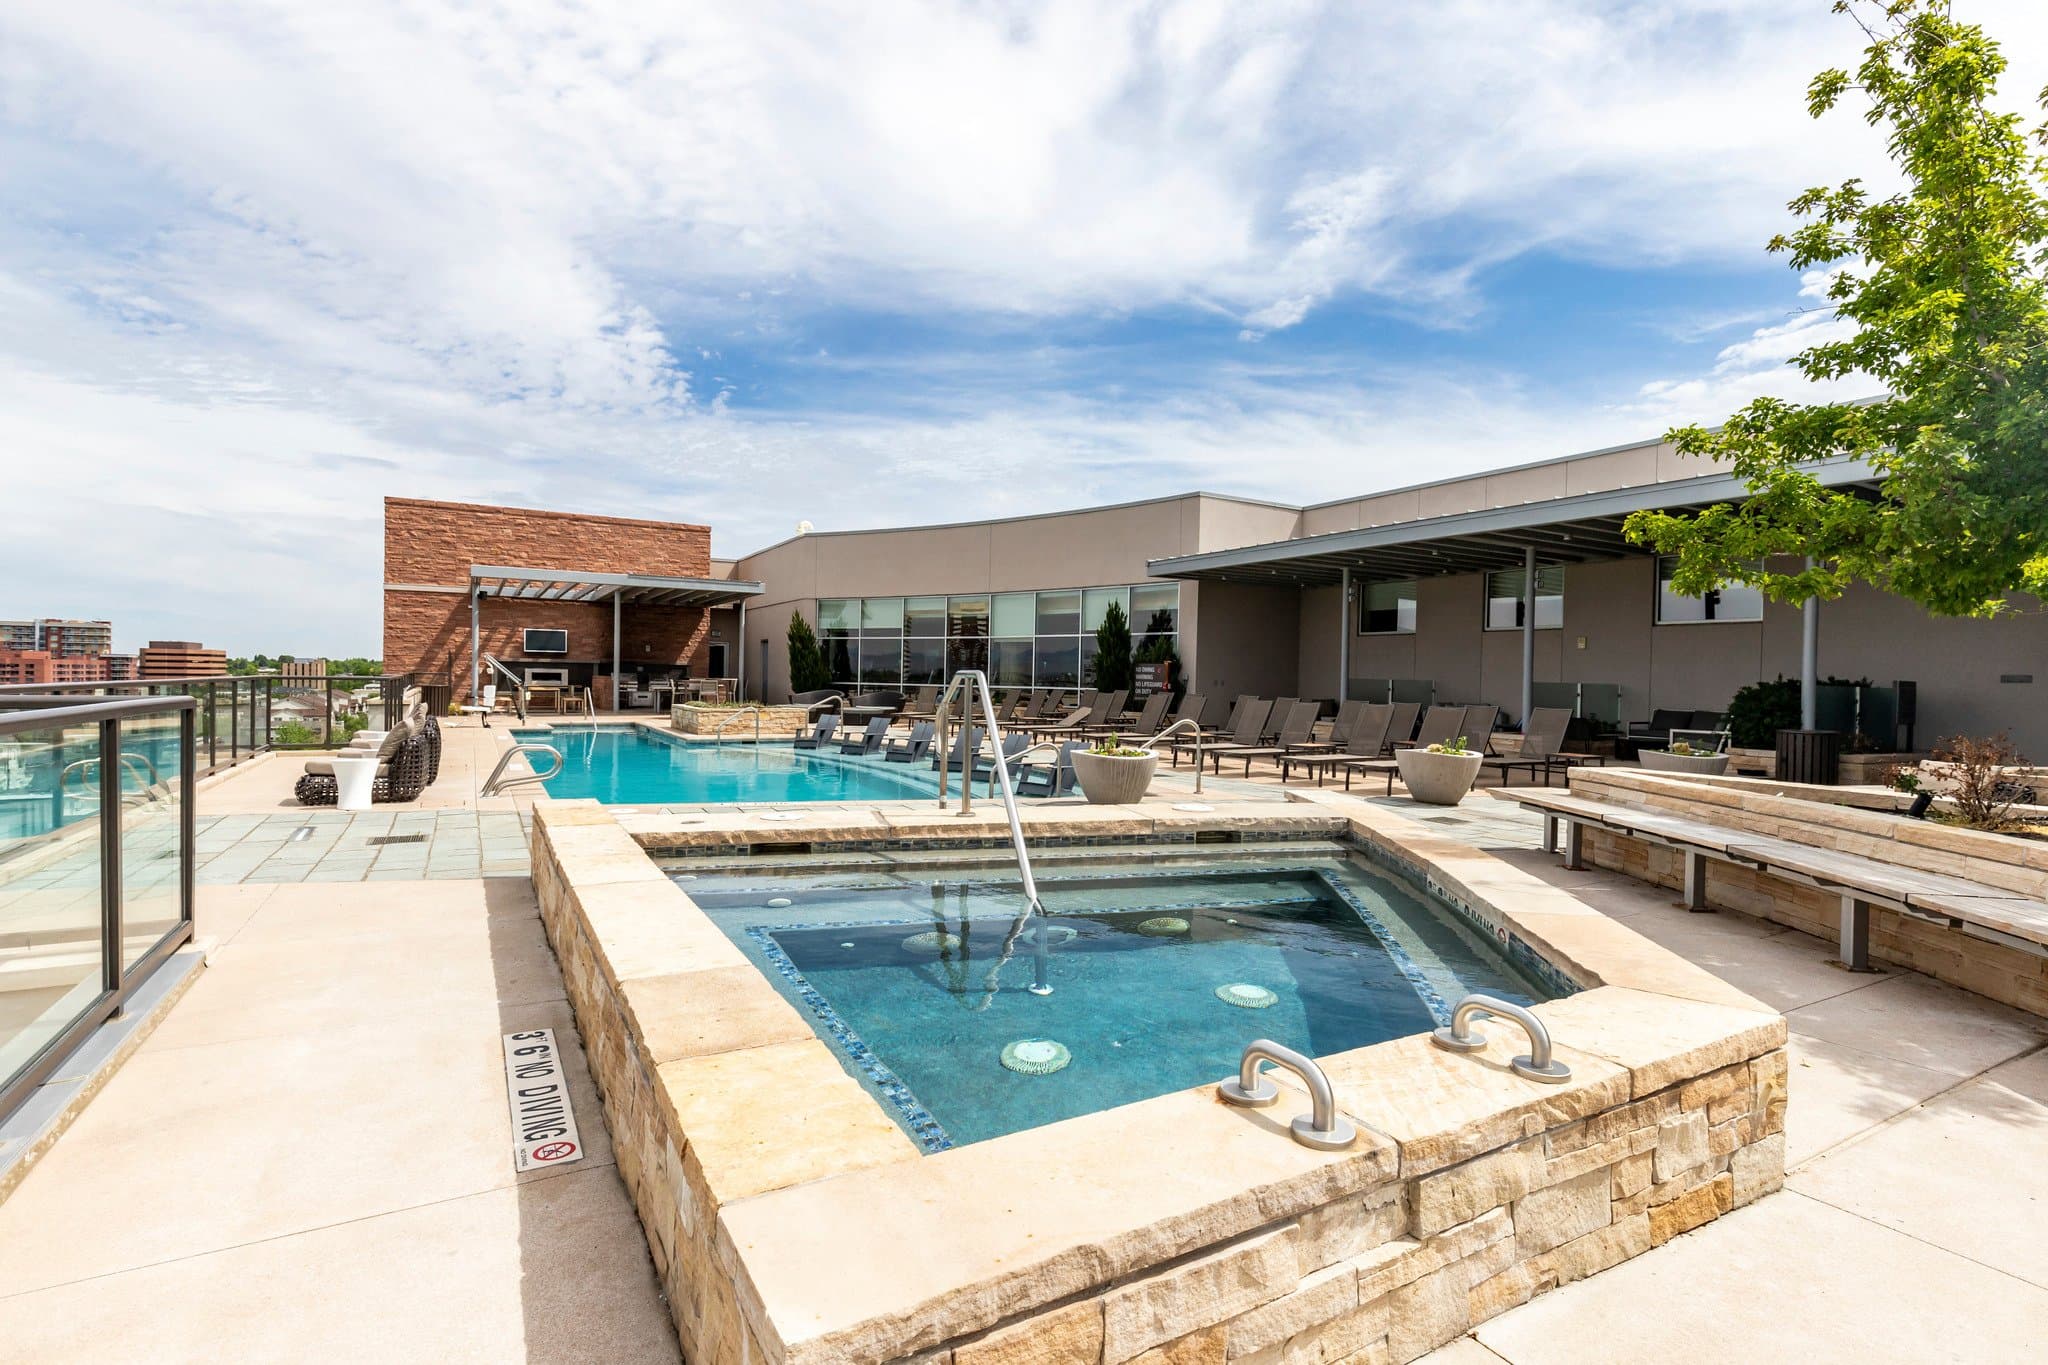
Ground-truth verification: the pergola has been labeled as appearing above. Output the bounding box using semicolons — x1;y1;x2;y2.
1148;457;1882;726
467;565;765;702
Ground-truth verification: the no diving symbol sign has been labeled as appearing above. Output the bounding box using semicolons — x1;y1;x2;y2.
502;1029;586;1172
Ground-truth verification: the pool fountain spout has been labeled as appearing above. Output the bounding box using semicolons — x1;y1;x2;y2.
1431;993;1571;1083
1217;1039;1357;1150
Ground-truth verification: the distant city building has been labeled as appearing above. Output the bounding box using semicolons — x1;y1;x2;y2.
102;654;136;681
280;658;330;686
0;618;116;657
136;640;228;678
0;649;113;685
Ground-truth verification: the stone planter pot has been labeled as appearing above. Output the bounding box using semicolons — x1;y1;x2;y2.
1394;748;1483;805
1639;749;1731;777
1071;750;1157;805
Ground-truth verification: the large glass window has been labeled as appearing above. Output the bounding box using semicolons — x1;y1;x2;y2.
1484;566;1564;631
819;582;1179;691
905;596;947;636
1656;558;1764;623
991;593;1036;638
1360;580;1417;635
1035;590;1081;635
1130;583;1179;635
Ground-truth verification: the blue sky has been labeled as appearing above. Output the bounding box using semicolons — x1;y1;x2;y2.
2;1;2043;656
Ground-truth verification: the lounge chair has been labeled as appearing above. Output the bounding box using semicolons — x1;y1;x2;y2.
1393;705;1467;753
1462;705;1500;755
1043;689;1127;736
1285;700;1365;756
293;722;431;806
1172;698;1273;771
1015;741;1080;799
836;716;892;755
792;714;839;749
1164;695;1252;764
1387;700;1422;745
931;726;982;774
970;733;1032;790
1085;691;1170;738
1262;699;1301;742
1481;707;1612;785
881;721;936;763
900;686;942;720
1280;704;1397;785
1208;700;1323;777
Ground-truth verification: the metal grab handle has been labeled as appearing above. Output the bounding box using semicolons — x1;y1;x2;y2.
481;742;562;796
1140;716;1204;793
1217;1039;1357;1151
1432;993;1571;1083
713;707;762;743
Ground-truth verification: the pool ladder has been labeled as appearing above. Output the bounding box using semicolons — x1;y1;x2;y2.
935;670;1051;997
481;741;563;796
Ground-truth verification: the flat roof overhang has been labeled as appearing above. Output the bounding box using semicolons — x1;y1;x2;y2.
1146;458;1882;587
469;565;765;609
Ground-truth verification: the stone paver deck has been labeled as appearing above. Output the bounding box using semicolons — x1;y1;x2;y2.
0;875;679;1363
3;716;2044;1360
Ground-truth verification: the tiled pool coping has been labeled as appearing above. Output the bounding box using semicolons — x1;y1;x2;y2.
530;792;1788;1364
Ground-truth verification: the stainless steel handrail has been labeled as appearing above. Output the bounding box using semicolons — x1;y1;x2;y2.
481;741;563;796
1217;1039;1358;1150
935;671;1052;997
1432;993;1571;1083
1140;716;1205;793
713;707;763;743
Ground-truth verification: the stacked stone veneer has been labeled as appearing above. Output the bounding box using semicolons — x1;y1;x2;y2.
532;798;1788;1364
1570;768;2048;1016
670;704;813;737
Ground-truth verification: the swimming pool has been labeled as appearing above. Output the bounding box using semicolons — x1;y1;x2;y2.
676;842;1565;1148
513;726;939;804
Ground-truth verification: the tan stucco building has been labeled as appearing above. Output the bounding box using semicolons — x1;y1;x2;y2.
721;433;2047;754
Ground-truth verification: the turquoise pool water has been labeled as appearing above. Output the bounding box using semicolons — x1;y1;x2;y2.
675;844;1565;1148
513;727;938;804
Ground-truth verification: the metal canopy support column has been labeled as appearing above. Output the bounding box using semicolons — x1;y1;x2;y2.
468;586;481;702
612;588;622;714
1520;545;1536;726
1801;555;1819;730
736;601;748;702
1337;567;1351;703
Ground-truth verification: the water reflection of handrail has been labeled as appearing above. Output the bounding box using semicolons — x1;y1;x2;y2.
59;752;168;808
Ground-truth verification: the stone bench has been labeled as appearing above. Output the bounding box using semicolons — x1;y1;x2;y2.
1513;788;2048;973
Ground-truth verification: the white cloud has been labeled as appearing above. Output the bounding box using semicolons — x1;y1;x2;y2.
1;1;2044;651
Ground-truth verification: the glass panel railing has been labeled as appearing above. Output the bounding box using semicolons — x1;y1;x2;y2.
0;695;195;1119
0;719;110;1098
117;712;186;973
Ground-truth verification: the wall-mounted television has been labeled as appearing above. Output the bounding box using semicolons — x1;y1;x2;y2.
522;627;569;655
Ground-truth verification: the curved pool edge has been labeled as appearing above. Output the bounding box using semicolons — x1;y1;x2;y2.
529;793;1789;1365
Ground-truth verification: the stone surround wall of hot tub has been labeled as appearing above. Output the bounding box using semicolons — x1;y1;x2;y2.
530;794;1788;1365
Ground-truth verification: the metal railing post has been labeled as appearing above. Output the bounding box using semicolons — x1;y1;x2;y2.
98;717;124;1002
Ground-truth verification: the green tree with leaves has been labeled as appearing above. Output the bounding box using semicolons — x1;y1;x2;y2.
1091;599;1133;692
786;613;831;694
1626;0;2048;617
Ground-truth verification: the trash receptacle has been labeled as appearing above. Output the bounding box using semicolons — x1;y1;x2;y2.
1775;728;1841;785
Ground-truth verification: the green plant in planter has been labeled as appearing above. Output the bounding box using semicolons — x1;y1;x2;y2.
1088;734;1148;758
1668;739;1699;757
787;613;831;693
1424;736;1474;756
1725;677;1802;748
1090;600;1133;692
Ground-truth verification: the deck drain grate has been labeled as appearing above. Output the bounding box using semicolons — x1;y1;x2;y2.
366;834;429;846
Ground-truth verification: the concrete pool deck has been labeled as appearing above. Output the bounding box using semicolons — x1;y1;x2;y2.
0;721;2042;1360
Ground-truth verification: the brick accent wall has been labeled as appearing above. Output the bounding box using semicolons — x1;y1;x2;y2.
382;498;715;699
